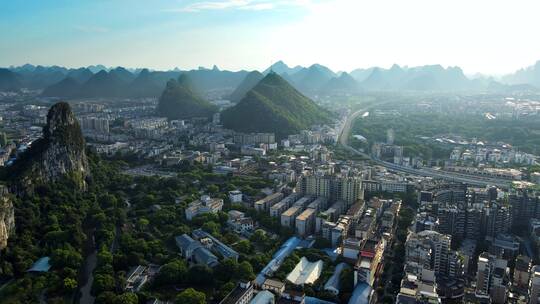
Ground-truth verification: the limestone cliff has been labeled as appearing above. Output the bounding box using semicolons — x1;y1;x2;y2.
0;185;15;250
12;102;89;193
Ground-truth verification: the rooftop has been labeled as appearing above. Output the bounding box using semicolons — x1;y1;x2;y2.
282;206;301;217
27;257;51;272
297;208;316;221
263;278;285;289
219;281;253;304
286;257;324;286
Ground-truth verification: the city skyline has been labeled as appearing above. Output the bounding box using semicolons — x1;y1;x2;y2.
2;0;540;75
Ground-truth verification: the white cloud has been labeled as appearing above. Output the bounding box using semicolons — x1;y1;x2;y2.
239;3;275;10
168;0;312;13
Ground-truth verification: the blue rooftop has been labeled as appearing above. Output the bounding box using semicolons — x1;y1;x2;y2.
256;236;302;285
28;257;51;272
348;283;372;304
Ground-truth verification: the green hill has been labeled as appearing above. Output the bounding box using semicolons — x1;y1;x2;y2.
0;68;21;91
41;77;81;98
156;74;217;120
127;69;163;98
221;72;333;138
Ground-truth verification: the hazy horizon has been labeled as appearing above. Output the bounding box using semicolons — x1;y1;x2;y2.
2;0;540;76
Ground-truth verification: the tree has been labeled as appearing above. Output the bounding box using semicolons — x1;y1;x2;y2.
187;265;214;285
250;229;267;244
137;218;150;231
95;291;117;304
215;258;238;282
175;288;206;304
63;277;77;290
207;184;219;194
93;273;115;294
234;240;252;254
51;248;83;269
97;247;113;267
154;260;187;286
114;293;138;304
237;261;255;281
202;221;220;236
217;282;235;300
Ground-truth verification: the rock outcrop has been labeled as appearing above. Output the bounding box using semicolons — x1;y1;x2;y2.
12;102;89;193
0;185;15;250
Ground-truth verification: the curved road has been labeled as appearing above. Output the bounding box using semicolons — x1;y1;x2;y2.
338;107;512;189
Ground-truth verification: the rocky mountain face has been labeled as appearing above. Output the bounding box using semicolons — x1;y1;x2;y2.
0;186;14;250
12;102;89;194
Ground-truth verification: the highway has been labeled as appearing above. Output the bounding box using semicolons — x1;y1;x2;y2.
338;107;512;190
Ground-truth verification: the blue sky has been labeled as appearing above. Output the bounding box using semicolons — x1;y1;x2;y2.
1;0;540;75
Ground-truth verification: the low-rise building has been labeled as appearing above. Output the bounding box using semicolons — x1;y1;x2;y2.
396;273;440;304
175;234;219;267
342;238;362;261
281;206;302;227
229;190;243;203
261;278;285;295
192;229;239;261
254;192;284;212
295;208;316;236
125;265;148;292
270;194;298;217
185;195;224;220
354;238;385;287
219;281;254;304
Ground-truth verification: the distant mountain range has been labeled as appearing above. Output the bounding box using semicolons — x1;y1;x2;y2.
322;72;360;94
221;72;333;138
2;60;540;97
359;64;474;91
502;60;540;88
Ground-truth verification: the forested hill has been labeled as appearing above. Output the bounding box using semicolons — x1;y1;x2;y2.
221;72;334;138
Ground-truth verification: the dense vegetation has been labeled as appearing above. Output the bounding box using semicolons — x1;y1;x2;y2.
221;72;334;138
351;112;540;159
156;74;217;120
0;150;131;303
0;148;293;303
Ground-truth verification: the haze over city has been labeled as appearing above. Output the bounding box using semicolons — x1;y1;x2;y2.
2;1;540;304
